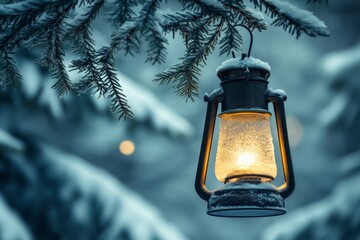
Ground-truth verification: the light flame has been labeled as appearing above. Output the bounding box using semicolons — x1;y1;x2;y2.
237;153;256;167
215;112;277;182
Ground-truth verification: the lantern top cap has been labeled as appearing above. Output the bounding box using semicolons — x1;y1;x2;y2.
216;57;271;75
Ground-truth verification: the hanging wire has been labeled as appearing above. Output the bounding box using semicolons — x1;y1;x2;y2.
232;24;253;58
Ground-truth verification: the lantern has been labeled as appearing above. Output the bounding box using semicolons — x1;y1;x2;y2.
195;56;295;217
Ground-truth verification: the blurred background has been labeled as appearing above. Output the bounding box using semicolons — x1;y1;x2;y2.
1;1;360;240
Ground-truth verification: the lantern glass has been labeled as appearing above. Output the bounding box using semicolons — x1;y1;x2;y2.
215;112;277;183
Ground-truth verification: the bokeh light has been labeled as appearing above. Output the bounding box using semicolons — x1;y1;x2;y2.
119;140;135;155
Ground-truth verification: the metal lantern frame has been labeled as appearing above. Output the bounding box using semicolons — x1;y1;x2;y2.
195;60;295;217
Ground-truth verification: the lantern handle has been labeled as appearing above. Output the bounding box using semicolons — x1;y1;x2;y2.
232;24;253;58
266;89;295;199
195;88;223;201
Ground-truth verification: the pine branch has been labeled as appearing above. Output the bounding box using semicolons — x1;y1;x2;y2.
0;0;329;120
66;0;105;34
112;0;166;63
0;1;76;96
160;10;203;34
107;0;138;27
0;0;60;16
144;23;168;65
95;0;164;118
98;0;159;59
154;21;223;100
158;1;265;98
137;0;161;32
221;1;267;31
70;30;107;96
219;21;242;56
98;0;166;70
48;3;76;96
0;1;72;49
98;48;133;120
238;7;268;31
0;17;30;50
180;0;227;17
0;51;23;90
107;22;142;57
249;0;330;38
67;0;108;96
50;26;73;96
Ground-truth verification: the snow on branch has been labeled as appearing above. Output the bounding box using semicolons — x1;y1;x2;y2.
0;0;329;118
181;0;227;16
120;72;194;137
261;151;360;240
0;194;33;240
250;0;329;38
0;134;189;240
0;0;58;16
318;43;360;129
0;128;24;152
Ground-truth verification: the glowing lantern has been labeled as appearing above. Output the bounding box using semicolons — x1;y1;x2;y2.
195;56;295;217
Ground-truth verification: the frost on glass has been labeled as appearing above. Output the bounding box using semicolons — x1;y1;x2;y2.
215;112;277;183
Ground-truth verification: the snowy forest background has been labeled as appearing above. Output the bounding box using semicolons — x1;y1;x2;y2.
1;0;360;240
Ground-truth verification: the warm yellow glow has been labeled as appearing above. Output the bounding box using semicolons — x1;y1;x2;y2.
215;112;277;183
237;153;256;167
119;140;135;155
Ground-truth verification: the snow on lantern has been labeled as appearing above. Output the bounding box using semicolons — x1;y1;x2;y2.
195;56;295;217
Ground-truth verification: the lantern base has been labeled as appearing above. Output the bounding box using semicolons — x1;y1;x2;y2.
207;181;286;217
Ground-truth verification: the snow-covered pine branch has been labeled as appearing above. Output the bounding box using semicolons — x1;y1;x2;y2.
249;0;330;38
12;48;193;137
0;0;329;119
261;151;360;240
0;132;188;240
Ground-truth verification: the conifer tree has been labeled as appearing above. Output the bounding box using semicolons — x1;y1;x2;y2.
0;0;329;119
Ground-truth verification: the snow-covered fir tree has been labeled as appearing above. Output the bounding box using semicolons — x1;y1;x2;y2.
261;40;360;240
0;130;189;240
259;2;360;237
0;48;193;239
0;0;329;119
